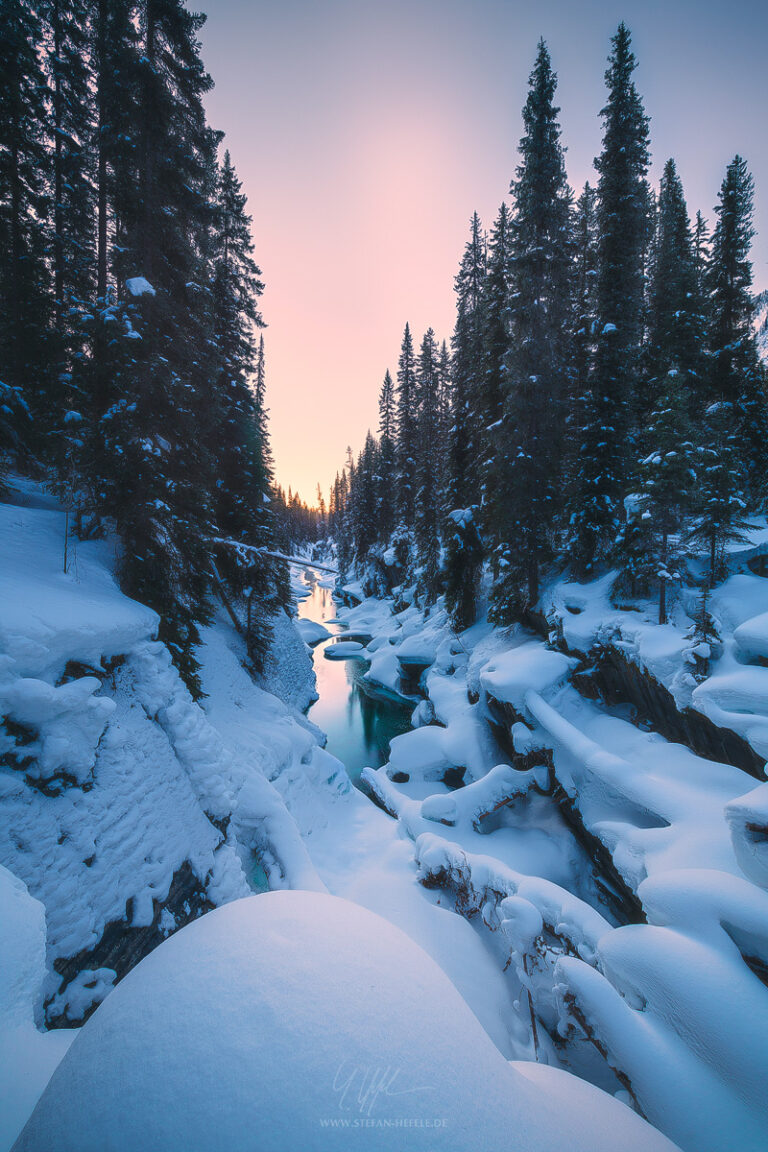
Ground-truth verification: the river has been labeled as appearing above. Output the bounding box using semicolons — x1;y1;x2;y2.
296;572;413;787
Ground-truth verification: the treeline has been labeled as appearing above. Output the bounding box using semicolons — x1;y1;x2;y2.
273;485;326;551
0;0;279;693
333;25;767;629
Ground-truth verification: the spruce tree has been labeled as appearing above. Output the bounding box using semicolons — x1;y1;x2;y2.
42;0;96;361
705;155;767;503
395;323;417;529
0;0;52;467
481;202;511;436
570;23;650;576
96;0;220;696
490;39;572;617
621;159;703;621
566;183;598;501
450;212;486;508
414;328;441;601
377;369;397;539
208;149;267;545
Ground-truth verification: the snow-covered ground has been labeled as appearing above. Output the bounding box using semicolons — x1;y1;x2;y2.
13;891;676;1152
4;478;767;1151
0;481;339;1147
334;576;768;1152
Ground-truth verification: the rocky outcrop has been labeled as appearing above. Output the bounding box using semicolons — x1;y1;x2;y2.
46;862;213;1028
582;646;765;780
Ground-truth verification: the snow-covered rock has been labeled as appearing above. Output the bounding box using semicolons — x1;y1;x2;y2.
13;891;677;1152
323;639;365;659
0;866;75;1152
295;617;332;646
480;642;575;713
0;488;333;1031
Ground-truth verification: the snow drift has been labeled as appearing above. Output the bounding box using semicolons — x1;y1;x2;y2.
12;891;678;1152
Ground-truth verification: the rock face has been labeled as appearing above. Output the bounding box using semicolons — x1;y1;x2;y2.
585;646;765;780
46;862;213;1027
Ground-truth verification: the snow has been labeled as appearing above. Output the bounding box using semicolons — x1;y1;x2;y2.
13;891;678;1152
0;866;75;1152
124;276;156;297
0;483;332;1031
734;611;768;660
323;639;365;659
329;579;768;1151
6;477;768;1152
295;617;332;645
480;642;575;711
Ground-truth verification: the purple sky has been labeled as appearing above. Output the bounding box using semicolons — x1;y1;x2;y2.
199;0;768;503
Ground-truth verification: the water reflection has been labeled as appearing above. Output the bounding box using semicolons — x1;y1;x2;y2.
298;576;413;786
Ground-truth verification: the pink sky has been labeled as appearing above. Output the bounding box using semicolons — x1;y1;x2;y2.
200;0;768;504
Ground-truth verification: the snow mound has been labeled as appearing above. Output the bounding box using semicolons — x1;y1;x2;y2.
0;866;75;1152
734;611;768;662
323;639;365;659
480;642;575;712
295;617;332;645
13;891;677;1152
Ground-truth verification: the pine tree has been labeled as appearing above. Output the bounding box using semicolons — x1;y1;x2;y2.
693;211;710;296
42;0;96;362
395;323;417;529
414;328;441;601
450;212;486;509
96;0;220;696
621;159;703;621
377;369;397;540
0;0;52;468
208;149;267;545
481;202;512;436
705;155;767;503
686;399;753;586
478;202;511;596
489;39;572;617
566;183;598;495
570;23;650;575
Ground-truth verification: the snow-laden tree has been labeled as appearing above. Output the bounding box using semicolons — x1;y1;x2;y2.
489;39;572;618
414;328;442;602
450;212;486;510
395;323;417;530
618;160;703;620
0;0;52;471
705;155;767;505
570;23;650;576
377;369;397;540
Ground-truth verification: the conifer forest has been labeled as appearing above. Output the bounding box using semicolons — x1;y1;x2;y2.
1;5;768;1152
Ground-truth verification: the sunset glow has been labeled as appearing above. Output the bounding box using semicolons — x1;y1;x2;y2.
200;0;768;502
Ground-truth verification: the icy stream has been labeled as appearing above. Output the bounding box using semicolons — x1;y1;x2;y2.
296;574;412;786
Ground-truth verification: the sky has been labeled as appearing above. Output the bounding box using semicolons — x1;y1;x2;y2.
199;0;768;504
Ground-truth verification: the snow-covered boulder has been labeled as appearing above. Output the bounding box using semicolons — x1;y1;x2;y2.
734;611;768;662
323;639;365;659
13;891;677;1152
0;866;74;1152
726;781;768;888
480;642;575;714
295;617;332;646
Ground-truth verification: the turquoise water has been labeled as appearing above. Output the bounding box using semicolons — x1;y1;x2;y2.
299;578;413;786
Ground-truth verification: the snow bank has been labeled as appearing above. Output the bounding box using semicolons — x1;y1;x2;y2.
13;892;677;1152
480;642;575;712
734;610;768;661
0;866;74;1152
0;488;333;1029
295;617;332;645
324;639;365;659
